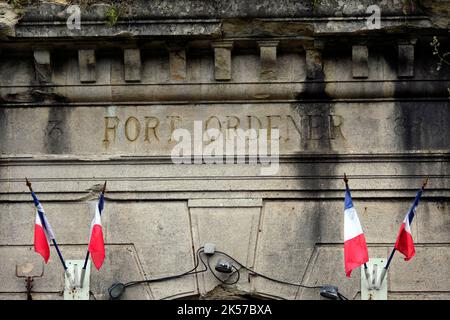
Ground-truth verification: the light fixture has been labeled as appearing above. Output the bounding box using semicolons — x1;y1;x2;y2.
319;285;340;300
108;282;126;300
215;259;233;273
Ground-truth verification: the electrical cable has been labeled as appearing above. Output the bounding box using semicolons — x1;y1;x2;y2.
123;247;207;289
226;266;241;285
89;290;97;300
214;250;323;290
337;292;349;300
108;247;349;300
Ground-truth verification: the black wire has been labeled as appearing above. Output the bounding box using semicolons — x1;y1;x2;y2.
89;290;97;300
111;247;349;300
190;247;208;276
206;256;240;285
337;292;349;300
214;250;322;290
226;266;241;285
124;247;207;288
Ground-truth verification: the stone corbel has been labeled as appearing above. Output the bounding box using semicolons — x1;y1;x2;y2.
211;41;233;81
78;49;96;83
304;40;324;80
123;48;141;82
33;48;52;84
397;39;416;78
167;42;187;81
352;45;369;79
258;41;279;81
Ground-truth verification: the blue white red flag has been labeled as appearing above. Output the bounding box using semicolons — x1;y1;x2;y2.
344;186;369;277
31;192;56;263
394;189;423;261
88;193;105;270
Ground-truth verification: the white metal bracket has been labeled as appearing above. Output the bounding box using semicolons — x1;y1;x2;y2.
64;260;91;300
361;258;388;300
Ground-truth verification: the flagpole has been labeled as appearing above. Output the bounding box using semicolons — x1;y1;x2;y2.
25;178;73;285
377;177;428;287
80;181;107;288
344;174;370;283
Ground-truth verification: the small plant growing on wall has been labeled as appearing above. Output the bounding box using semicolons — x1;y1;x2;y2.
106;4;121;27
430;36;450;96
7;0;30;15
430;36;450;71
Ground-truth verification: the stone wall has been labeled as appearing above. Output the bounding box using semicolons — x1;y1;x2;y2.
0;0;449;300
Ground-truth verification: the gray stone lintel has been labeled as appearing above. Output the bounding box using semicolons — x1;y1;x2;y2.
211;41;234;81
33;48;52;83
167;43;187;81
258;41;279;81
123;48;142;82
397;40;416;78
78;49;96;83
188;198;263;208
352;45;369;79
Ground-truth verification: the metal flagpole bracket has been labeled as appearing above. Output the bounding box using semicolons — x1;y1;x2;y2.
361;258;388;300
64;260;91;300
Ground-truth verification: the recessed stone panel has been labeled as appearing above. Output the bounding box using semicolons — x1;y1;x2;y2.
0;245;151;299
389;246;450;292
0;201;98;245
1;102;449;156
106;201;196;299
189;201;261;295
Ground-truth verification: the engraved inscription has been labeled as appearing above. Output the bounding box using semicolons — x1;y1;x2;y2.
102;113;346;147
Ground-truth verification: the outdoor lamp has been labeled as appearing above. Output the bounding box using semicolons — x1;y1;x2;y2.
215;259;233;273
320;285;340;300
108;282;126;300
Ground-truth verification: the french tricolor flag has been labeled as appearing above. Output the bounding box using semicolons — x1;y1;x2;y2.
344;186;369;277
32;192;56;263
394;189;423;261
88;192;105;270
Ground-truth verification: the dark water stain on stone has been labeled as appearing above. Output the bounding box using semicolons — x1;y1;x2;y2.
0;107;7;153
392;42;450;152
292;48;336;254
295;48;333;153
391;41;450;188
44;106;72;154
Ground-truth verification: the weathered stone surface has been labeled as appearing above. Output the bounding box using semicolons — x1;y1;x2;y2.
123;48;141;82
189;202;261;295
0;2;18;39
420;0;450;28
352;45;368;78
1;102;449;156
1;42;450;103
389;247;450;292
168;46;187;81
299;246;391;300
33;48;52;83
212;41;233;81
0;0;449;301
258;41;278;81
0;245;152;299
12;1;439;39
107;201;197;299
397;43;415;78
417;202;450;243
78;49;96;83
17;0;427;22
0;202;94;245
305;48;323;80
388;292;450;300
